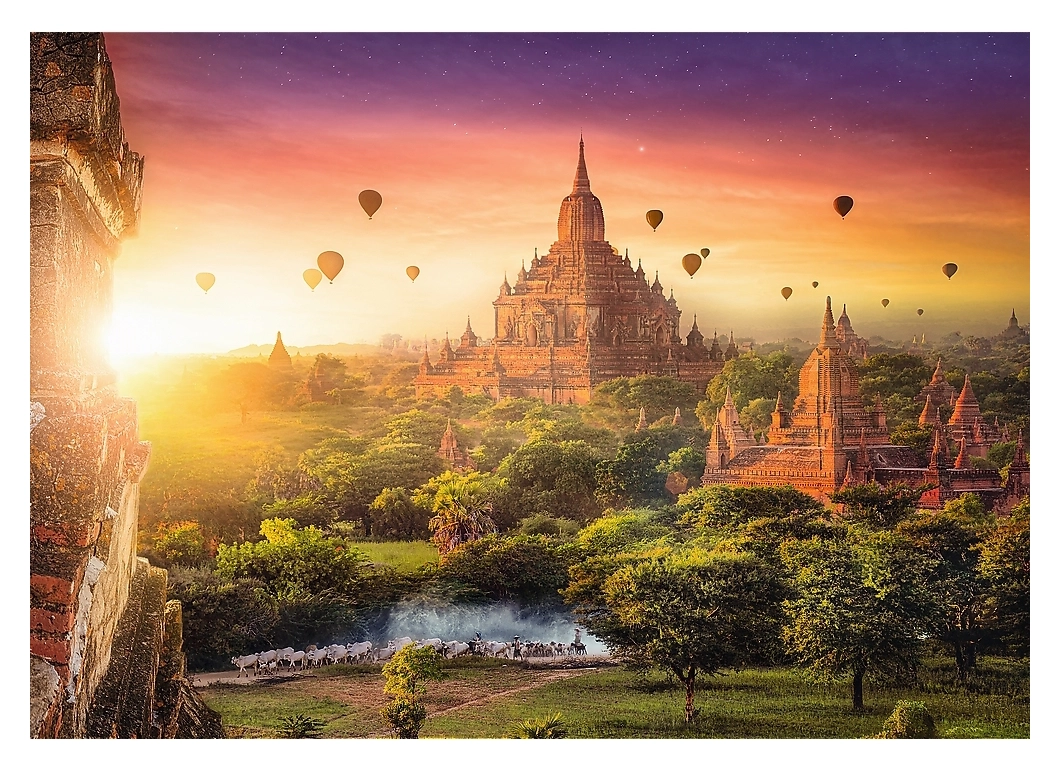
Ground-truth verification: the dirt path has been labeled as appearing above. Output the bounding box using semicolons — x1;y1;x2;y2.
366;668;597;738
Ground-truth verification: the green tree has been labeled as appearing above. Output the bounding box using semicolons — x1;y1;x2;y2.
497;438;601;524
597;547;786;722
472;424;526;471
897;495;991;681
595;434;669;507
301;440;443;535
212;361;272;423
831;482;926;530
380;645;443;738
165;569;279;670
439;534;572;602
696;351;799;429
780;528;940;710
592;375;700;425
262;493;335;530
890;422;934;466
215;518;367;596
369;487;431;540
426;475;500;557
677;484;824;530
145;520;210;568
977;498;1029;656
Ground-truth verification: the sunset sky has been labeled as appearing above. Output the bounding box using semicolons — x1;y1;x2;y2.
101;32;1029;360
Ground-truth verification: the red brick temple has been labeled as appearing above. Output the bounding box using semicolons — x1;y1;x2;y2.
414;138;730;404
701;297;1028;513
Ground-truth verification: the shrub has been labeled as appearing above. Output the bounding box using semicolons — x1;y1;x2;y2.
278;713;324;738
381;697;428;739
877;701;937;739
518;712;568;738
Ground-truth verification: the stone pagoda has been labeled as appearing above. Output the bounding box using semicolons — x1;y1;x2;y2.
414;138;730;404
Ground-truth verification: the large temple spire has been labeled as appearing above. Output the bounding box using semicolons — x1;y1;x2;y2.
820;296;839;349
573;133;591;193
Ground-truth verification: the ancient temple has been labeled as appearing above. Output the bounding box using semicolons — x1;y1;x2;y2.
701;298;1026;512
834;303;869;359
438;419;475;471
414;138;729;403
268;331;293;369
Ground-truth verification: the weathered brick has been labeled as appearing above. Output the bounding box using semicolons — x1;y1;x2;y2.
30;572;82;607
31;607;76;636
31;635;72;666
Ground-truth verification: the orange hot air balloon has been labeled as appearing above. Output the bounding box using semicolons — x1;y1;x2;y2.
406;266;420;282
359;189;382;219
646;210;664;231
682;253;702;278
812;281;819;288
881;298;890;308
303;269;322;291
317;251;344;283
781;287;792;300
942;262;958;279
700;248;710;259
917;308;925;316
833;196;854;219
195;272;215;293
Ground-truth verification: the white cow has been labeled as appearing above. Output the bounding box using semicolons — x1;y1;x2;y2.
285;650;307;670
347;641;372;662
373;645;397;662
231;654;259;677
327;644;350;664
417;638;444;653
257;649;279;670
307;648;330;667
481;641;510;658
444;641;470;658
390;636;414;652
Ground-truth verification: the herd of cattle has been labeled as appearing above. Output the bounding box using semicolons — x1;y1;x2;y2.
230;636;589;677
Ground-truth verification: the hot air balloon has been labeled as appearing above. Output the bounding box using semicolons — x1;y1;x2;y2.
682;253;702;278
700;248;710;259
406;266;420;282
195;273;215;294
881;298;890;308
303;269;322;291
359;189;382;219
917;308;925;316
646;210;664;231
833;196;854;219
317;251;344;283
781;287;792;300
812;281;819;288
943;262;958;279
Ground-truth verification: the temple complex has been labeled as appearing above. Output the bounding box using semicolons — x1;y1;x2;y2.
414;138;730;403
701;298;1027;513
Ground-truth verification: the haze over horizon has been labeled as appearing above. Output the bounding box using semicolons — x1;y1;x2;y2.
102;32;1029;362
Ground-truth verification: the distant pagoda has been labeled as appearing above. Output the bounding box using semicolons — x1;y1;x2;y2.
268;331;292;369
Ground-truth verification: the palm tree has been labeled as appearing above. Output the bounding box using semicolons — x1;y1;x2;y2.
428;477;497;556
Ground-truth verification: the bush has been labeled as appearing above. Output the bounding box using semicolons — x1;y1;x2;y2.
877;701;937;739
518;712;568;738
381;697;428;739
279;713;325;738
438;534;573;602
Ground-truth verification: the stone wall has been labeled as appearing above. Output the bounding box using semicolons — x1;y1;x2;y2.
30;32;222;739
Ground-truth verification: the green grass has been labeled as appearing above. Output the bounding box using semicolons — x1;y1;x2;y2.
354;540;439;571
199;657;1029;739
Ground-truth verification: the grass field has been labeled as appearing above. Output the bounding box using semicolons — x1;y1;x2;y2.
354;540;439;571
199;657;1029;739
